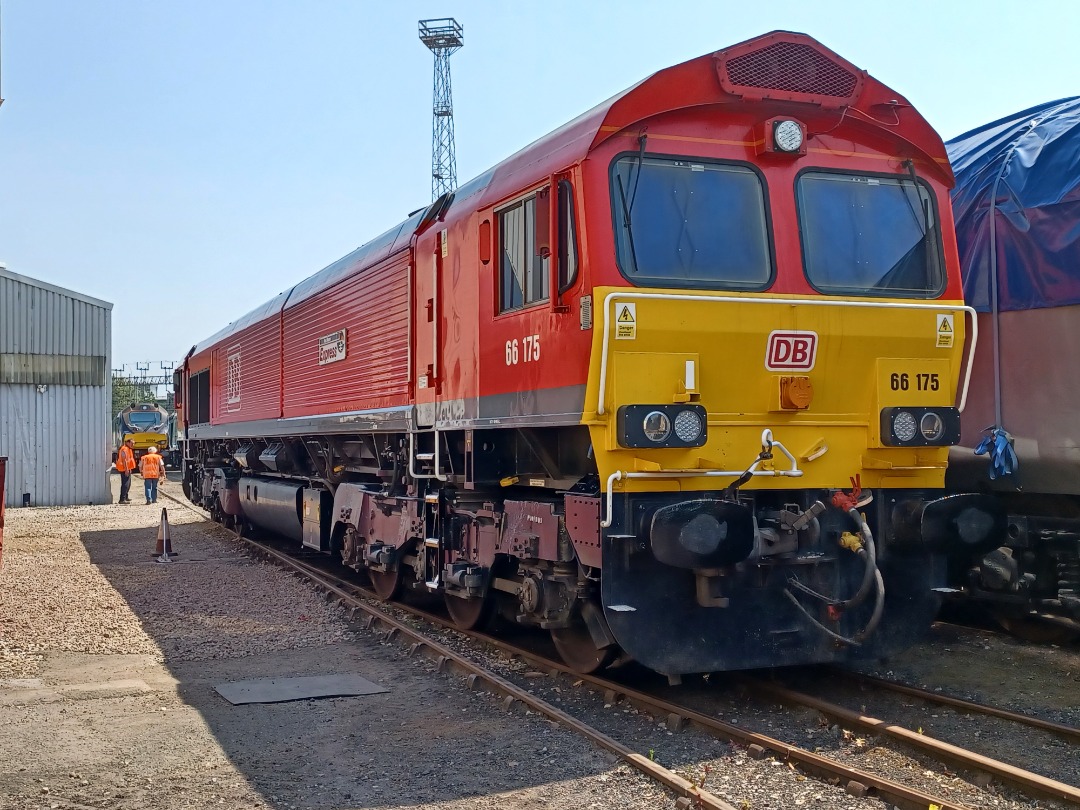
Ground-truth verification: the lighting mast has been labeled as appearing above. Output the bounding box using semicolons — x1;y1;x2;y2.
418;18;463;200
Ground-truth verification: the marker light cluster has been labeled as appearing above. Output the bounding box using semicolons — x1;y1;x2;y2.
617;404;708;449
880;407;960;447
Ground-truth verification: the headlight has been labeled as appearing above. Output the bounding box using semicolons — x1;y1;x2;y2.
617;404;708;448
642;411;671;443
920;412;945;442
893;411;918;443
880;407;960;447
773;119;804;153
673;409;704;443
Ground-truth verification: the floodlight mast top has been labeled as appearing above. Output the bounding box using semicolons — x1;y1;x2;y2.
418;18;463;54
418;17;464;200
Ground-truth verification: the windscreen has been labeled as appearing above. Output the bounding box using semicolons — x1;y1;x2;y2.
797;172;944;297
128;412;164;428
611;155;772;289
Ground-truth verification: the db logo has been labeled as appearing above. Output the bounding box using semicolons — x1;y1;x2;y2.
765;331;818;371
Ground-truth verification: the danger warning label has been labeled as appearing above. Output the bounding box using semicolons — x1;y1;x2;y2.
616;303;637;340
936;313;954;348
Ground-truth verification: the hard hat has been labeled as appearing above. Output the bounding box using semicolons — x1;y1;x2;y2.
149;445;158;453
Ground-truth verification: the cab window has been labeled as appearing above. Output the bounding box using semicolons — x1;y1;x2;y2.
557;179;579;292
610;155;772;289
797;171;945;297
499;194;548;312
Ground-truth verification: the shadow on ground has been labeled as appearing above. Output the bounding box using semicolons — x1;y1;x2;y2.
68;504;626;810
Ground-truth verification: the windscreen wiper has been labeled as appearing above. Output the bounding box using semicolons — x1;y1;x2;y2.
901;159;932;237
617;172;640;274
617;133;648;274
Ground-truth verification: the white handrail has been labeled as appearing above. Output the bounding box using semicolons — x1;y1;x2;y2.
409;429;447;481
598;430;803;528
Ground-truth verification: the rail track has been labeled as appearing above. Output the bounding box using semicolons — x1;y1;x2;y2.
937;602;1080;646
740;678;1079;806
169;492;1080;810
825;668;1080;743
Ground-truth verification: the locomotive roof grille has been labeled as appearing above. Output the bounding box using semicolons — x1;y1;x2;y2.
724;41;858;99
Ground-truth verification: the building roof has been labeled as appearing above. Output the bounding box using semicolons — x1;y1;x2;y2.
0;266;114;311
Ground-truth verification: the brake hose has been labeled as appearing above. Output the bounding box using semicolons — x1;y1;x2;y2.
784;505;886;646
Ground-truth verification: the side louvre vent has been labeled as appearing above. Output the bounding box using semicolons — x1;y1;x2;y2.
716;33;863;108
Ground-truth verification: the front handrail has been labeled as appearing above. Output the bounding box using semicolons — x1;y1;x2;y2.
599;430;803;528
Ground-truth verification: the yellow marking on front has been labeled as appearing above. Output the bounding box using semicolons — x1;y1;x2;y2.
581;287;968;492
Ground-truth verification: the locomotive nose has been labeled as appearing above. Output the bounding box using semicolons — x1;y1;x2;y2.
648;499;755;569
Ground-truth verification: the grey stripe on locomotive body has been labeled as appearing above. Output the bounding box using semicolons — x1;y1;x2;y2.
186;385;588;441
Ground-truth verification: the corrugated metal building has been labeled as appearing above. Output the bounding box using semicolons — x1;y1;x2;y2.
0;266;113;507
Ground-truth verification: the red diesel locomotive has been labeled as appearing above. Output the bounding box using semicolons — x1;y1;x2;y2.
178;31;1003;677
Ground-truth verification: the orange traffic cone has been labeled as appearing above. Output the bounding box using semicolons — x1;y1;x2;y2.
154;507;177;562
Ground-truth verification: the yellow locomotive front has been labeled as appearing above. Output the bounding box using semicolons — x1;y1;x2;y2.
569;35;1006;674
585;288;1004;673
116;402;171;462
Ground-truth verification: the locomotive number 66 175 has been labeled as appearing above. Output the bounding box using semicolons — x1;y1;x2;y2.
178;31;1004;678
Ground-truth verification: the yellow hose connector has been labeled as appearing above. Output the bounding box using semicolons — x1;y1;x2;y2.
839;532;864;553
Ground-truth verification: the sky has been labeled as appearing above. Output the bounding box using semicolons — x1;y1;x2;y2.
1;0;1077;376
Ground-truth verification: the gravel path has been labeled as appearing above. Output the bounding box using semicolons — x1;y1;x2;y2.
0;479;682;810
1;475;1075;809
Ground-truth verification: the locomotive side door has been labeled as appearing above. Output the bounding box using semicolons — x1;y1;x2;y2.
413;228;444;428
479;174;585;428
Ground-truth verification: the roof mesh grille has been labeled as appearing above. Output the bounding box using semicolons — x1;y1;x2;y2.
725;41;857;98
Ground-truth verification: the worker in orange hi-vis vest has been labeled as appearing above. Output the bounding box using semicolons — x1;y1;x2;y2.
138;445;168;505
115;438;136;504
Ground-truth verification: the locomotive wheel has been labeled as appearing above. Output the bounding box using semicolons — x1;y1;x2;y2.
550;622;617;674
444;592;492;631
368;568;404;602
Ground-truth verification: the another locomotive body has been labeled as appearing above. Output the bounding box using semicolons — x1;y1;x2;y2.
115;402;170;462
179;32;1003;675
945;98;1080;633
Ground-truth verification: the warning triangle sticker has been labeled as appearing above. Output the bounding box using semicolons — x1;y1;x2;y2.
937;316;952;332
618;306;635;323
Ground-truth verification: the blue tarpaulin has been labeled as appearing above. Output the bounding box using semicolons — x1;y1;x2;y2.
947;97;1080;312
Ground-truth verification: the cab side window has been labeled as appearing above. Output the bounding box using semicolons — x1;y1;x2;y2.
498;181;579;312
557;179;578;292
499;194;548;312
